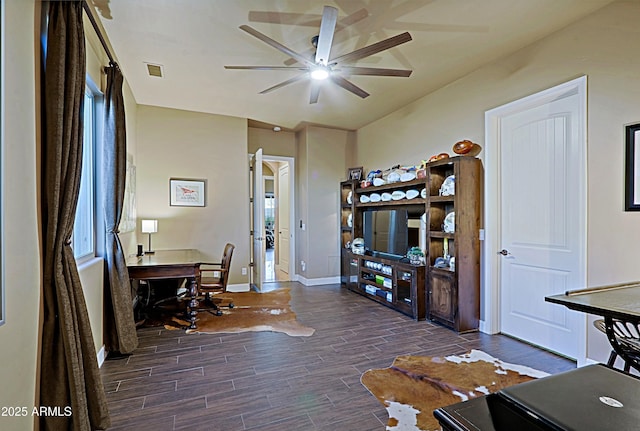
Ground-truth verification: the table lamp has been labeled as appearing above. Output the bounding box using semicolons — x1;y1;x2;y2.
141;219;158;254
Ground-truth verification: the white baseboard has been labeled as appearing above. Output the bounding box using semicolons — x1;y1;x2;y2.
227;283;250;292
97;345;106;368
297;275;340;286
479;320;497;335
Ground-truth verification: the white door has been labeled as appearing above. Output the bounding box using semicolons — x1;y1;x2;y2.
496;79;586;359
276;163;291;278
252;149;265;291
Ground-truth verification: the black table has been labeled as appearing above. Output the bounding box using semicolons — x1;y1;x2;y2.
546;281;640;373
435;364;640;431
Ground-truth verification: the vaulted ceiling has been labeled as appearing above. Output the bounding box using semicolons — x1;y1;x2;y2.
91;0;613;130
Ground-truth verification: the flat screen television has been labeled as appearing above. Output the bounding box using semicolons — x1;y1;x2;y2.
362;209;424;259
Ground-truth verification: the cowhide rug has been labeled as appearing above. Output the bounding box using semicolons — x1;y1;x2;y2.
142;288;315;337
361;349;549;431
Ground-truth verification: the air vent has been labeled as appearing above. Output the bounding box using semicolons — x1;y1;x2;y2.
145;62;164;78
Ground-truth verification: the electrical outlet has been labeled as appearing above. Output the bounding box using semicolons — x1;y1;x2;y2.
301;261;306;272
241;267;247;275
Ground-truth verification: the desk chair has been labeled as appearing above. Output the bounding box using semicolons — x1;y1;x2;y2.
198;243;235;316
593;318;640;373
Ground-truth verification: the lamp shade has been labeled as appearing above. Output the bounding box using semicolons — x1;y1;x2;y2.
141;219;158;234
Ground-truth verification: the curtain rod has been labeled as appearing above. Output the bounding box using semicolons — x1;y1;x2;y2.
81;1;116;66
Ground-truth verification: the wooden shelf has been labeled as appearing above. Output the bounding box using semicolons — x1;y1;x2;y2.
340;156;482;330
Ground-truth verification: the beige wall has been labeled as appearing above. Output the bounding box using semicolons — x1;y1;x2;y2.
119;79;139;255
1;1;41;429
136;106;250;286
248;127;296;158
297;126;354;280
357;0;640;363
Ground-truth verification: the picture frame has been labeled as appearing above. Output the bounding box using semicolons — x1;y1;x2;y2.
347;166;364;181
170;178;206;207
625;123;640;211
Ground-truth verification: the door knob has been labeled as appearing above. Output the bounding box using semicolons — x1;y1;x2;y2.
498;249;511;256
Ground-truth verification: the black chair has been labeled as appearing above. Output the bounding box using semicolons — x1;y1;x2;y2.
593;318;640;372
198;243;235;316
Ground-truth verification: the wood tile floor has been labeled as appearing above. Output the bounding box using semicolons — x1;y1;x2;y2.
100;282;575;430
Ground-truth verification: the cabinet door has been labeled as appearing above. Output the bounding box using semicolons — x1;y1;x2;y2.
428;270;456;328
395;269;414;314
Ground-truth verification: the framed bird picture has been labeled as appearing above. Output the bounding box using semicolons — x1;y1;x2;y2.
170;178;206;207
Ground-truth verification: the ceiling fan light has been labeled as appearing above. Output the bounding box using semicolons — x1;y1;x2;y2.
310;68;329;80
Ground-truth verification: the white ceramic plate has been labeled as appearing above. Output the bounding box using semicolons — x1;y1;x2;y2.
373;178;385;187
387;172;401;183
381;192;393;201
400;172;416;182
370;193;382;202
391;190;406;200
346;191;352;204
421;188;427;199
360;195;370;203
440;175;455;196
444;211;455;233
406;189;419;199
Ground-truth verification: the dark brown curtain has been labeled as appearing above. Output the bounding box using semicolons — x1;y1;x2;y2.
103;65;138;354
40;2;110;430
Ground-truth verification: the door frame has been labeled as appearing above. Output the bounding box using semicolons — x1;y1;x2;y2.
483;76;588;360
261;154;296;281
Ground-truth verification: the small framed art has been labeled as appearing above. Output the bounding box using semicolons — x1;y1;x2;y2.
347;166;364;181
170;178;206;207
625;123;640;211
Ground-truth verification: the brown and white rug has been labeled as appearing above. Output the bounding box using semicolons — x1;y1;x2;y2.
361;349;549;431
144;288;315;337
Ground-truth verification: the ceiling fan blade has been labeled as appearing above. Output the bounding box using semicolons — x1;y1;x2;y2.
330;32;412;65
309;81;321;104
330;75;369;98
338;66;412;77
315;6;338;66
225;66;308;71
259;73;308;94
239;25;314;67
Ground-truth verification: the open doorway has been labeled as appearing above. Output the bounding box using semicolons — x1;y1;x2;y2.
262;156;295;283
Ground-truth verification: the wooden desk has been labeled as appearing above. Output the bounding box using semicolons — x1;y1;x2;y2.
127;249;203;329
546;281;640;373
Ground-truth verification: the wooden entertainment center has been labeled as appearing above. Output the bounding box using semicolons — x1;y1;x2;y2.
340;156;482;332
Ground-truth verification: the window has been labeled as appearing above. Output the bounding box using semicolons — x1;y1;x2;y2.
72;85;98;259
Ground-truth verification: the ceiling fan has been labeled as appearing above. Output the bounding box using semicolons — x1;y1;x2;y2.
224;5;412;104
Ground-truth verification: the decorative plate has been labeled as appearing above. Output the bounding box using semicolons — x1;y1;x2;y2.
443;211;455;233
440;175;455;196
381;192;393;201
406;189;419;200
347;213;353;227
360;195;370;203
370;193;382;202
421;188;427;199
387;172;401;183
347;191;352;204
373;178;385;187
400;172;416;182
391;191;406;200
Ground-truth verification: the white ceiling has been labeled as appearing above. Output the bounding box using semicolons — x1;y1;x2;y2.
91;0;613;131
